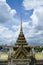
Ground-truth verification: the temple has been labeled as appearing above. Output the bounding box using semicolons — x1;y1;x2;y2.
0;21;43;65
12;20;32;65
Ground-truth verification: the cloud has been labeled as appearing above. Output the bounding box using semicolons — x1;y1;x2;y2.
22;0;43;45
0;25;19;45
0;0;6;2
12;22;31;28
0;0;16;24
12;22;31;32
10;9;16;16
23;0;43;10
12;25;20;31
25;7;43;45
0;0;43;45
0;0;18;45
31;7;43;28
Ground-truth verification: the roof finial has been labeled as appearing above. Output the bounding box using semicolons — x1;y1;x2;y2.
20;14;23;32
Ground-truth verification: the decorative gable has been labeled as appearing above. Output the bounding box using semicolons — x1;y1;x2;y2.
17;52;27;59
14;45;27;59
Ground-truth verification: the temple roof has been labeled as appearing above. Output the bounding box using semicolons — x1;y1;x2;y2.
15;20;28;46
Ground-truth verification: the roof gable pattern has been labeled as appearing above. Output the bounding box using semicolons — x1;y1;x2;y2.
15;45;28;59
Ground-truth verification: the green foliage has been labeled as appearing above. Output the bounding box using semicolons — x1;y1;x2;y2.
0;46;3;50
37;47;43;52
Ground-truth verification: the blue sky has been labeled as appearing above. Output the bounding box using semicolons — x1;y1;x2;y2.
7;0;33;21
0;0;43;46
7;0;23;12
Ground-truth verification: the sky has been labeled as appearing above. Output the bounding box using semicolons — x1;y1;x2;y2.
0;0;43;46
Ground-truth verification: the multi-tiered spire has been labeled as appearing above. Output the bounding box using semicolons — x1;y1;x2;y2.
15;17;28;46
